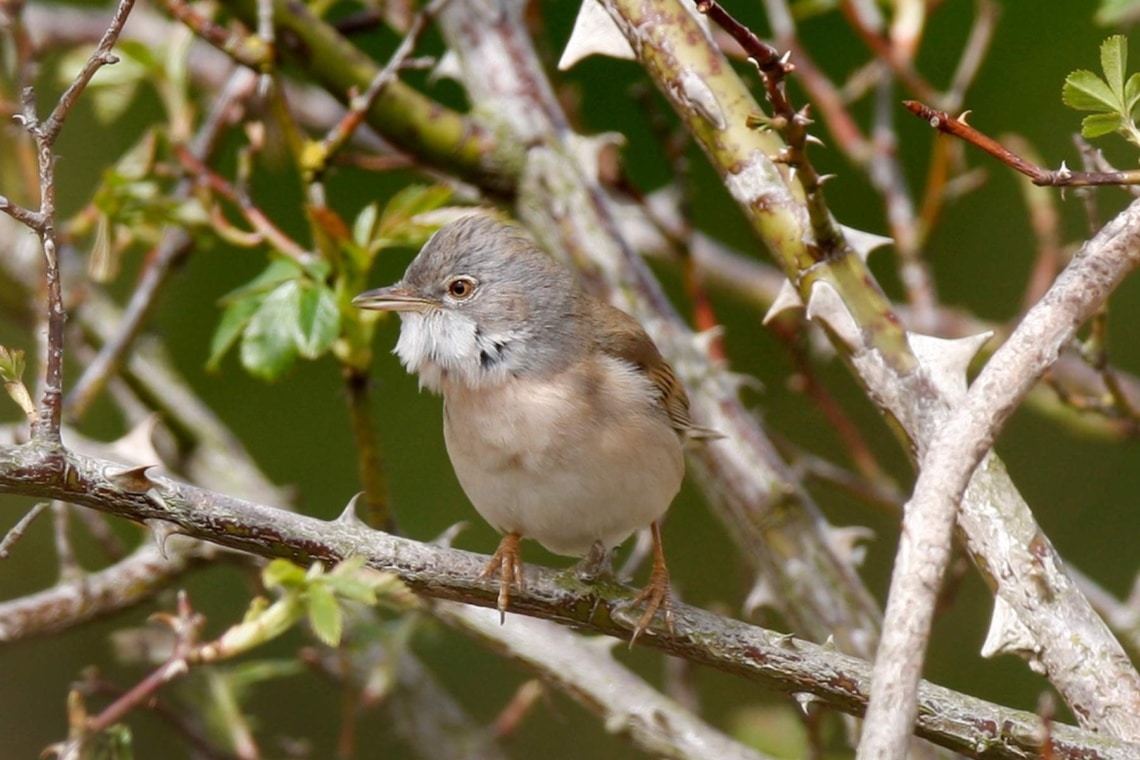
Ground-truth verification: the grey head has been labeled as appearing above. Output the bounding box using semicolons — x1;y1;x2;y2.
353;215;585;391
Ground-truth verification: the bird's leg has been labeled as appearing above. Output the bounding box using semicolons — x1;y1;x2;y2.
629;521;674;645
574;539;613;582
479;531;524;622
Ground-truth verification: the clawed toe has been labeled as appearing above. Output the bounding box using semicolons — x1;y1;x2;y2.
479;532;524;621
628;521;675;646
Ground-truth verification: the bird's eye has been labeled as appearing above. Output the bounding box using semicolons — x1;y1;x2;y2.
447;277;476;299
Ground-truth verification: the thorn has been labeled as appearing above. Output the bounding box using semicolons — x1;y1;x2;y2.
775;632;797;650
816;173;837;185
107;465;159;493
956;109;973;124
822;634;836;650
793;691;820;714
779;50;792;67
146;519;180;559
691;325;725;357
787;166;797;185
763;279;804;325
1056;161;1072;181
432;521;469;549
804;134;825;147
335;493;367;525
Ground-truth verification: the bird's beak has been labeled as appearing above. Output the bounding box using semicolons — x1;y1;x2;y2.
352;285;435;313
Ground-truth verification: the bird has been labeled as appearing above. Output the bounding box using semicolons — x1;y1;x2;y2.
353;214;714;642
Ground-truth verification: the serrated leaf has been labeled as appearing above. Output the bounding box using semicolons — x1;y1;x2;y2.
207;294;261;372
263;559;307;590
1063;69;1119;112
240;281;302;381
307;584;343;647
0;346;25;382
1082;111;1126;138
218;258;303;305
1126;72;1140;115
294;284;340;359
1102;35;1129;100
324;574;379;605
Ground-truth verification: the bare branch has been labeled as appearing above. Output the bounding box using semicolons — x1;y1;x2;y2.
0;441;1132;758
860;196;1140;756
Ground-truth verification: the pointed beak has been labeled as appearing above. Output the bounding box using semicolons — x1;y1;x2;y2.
352;285;436;313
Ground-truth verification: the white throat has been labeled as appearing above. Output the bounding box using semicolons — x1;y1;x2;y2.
394;310;520;392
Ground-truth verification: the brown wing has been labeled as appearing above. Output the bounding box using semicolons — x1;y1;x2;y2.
590;300;719;441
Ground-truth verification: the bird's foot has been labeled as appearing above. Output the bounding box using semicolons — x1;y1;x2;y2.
628;521;675;646
574;540;613;582
479;532;524;622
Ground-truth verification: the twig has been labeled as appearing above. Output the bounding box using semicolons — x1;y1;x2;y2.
154;0;267;68
2;0;137;443
65;70;254;420
904;101;1140;186
311;0;451;173
0;501;49;558
51;500;82;583
174;144;311;263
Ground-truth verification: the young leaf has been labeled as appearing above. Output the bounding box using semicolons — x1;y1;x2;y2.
1102;34;1129;101
218;258;303;305
240;281;302;381
207;293;261;371
1082;111;1126;138
306;583;344;647
293;283;340;359
1063;69;1118;112
262;558;308;591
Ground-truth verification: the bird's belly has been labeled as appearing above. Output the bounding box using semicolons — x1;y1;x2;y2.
442;375;683;557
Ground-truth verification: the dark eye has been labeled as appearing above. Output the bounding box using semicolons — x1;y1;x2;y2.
447;277;476;299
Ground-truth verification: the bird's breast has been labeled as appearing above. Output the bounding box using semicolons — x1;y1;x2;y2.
439;358;685;556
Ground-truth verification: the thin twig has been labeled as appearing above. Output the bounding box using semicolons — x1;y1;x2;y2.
174;144;311;263
0;501;49;558
905;101;1140;186
312;0;451;172
66;69;255;420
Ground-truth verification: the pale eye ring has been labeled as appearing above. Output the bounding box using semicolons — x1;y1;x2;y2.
447;276;477;299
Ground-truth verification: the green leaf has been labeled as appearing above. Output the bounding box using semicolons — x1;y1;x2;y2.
352;202;380;249
240;281;302;381
262;558;308;590
1101;34;1129;101
1063;69;1118;112
324;574;379;605
218;258;303;304
307;583;343;647
0;346;25;383
1126;72;1140;115
1082;111;1126;138
294;284;340;359
207;294;261;372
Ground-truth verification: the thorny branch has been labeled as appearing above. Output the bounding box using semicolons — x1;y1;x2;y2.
2;0;137;444
0;440;1132;759
905;100;1140;186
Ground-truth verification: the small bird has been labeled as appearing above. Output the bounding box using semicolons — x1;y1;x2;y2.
354;214;711;642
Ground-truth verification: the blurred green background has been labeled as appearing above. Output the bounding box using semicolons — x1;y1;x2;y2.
2;1;1139;757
